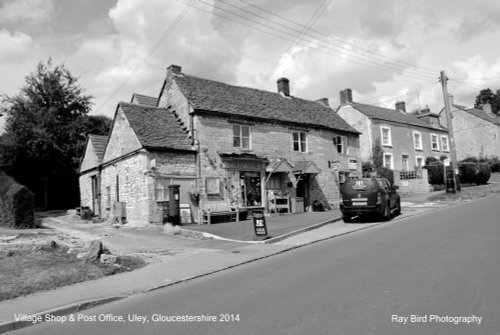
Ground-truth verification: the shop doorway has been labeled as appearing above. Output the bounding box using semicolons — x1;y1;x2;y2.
296;174;310;209
240;172;262;207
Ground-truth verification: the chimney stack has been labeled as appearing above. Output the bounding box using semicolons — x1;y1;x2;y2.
316;98;330;107
395;101;406;113
339;89;353;105
277;78;290;96
167;64;182;76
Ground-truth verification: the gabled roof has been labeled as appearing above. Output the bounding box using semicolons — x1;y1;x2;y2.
349;102;442;130
89;134;108;161
119;102;193;151
293;161;321;174
171;73;359;134
453;105;500;126
130;93;158;107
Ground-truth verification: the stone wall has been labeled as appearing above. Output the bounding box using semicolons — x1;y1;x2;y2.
194;114;360;209
336;105;372;161
450;109;500;160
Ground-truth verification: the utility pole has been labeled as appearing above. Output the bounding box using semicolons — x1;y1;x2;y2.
440;70;461;193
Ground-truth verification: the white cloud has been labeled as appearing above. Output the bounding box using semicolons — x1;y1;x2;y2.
0;0;54;23
0;30;33;61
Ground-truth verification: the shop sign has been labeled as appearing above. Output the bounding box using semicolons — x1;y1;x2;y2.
253;212;268;236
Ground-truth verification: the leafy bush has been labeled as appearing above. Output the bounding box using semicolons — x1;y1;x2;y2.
458;162;491;185
361;161;393;184
489;157;500;172
475;163;491;185
423;163;444;185
459;162;477;184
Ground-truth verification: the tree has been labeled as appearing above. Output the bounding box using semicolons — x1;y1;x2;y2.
0;59;111;209
371;137;384;169
474;88;500;115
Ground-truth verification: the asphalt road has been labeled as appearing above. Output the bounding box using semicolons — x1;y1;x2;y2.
11;193;500;335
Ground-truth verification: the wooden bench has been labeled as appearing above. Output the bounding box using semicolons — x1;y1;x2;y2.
201;200;240;225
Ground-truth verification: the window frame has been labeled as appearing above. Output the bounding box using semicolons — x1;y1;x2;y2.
430;133;439;151
415;155;424;169
441;135;450;152
233;124;251;149
333;135;347;155
413;131;423;150
155;177;170;201
292;131;307;153
383;152;393;169
380;126;392;147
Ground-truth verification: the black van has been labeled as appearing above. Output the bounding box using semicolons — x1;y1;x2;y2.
340;177;401;222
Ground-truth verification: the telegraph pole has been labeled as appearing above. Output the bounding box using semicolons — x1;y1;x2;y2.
440;71;460;193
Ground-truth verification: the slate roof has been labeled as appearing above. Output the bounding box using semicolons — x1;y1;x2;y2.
454;105;500;126
88;134;108;161
171;73;359;134
119;102;193;151
131;93;158;107
349;102;443;130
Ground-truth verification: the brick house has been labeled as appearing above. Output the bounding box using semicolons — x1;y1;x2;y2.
438;99;500;160
79;65;362;226
336;89;450;171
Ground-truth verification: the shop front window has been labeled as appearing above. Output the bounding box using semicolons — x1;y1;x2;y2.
240;172;261;207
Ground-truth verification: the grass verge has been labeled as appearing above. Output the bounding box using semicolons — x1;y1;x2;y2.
0;244;145;302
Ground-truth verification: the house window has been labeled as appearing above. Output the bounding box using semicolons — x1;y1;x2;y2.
380;126;392;146
431;134;439;150
441;135;449;152
233;124;250;149
383;153;393;169
155;178;170;201
333;135;347;154
402;154;409;171
415;156;424;169
413;131;423;150
106;186;111;209
293;131;307;152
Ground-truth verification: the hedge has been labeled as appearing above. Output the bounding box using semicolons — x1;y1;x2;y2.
458;162;491;185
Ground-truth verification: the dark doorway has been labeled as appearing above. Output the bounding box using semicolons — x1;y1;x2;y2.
296;174;310;209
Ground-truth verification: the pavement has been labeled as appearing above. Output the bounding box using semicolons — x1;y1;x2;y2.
1;180;500;334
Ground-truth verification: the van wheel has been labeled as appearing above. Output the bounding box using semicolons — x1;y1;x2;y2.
394;199;401;216
382;203;391;221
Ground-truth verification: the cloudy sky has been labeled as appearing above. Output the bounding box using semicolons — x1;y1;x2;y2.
1;0;500;119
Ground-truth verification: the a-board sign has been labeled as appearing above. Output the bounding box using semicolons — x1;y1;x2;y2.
253;211;268;236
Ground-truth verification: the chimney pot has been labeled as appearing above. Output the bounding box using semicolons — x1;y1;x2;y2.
167;64;182;76
277;77;290;96
395;101;406;113
340;89;353;105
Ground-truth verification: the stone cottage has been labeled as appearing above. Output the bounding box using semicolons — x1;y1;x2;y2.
79;65;362;226
336;89;450;171
438;99;500;160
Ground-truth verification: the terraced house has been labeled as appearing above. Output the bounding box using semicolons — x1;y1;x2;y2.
336;89;450;171
79;65;362;226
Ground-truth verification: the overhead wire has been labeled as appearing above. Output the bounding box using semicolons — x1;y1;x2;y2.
196;0;437;80
236;0;438;77
262;0;330;83
93;0;194;114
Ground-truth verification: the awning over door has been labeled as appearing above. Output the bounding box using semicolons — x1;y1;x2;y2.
266;159;294;173
293;161;321;174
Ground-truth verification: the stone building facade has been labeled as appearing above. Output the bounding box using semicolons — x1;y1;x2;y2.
336;89;450;171
80;65;362;226
157;65;361;219
438;100;500;160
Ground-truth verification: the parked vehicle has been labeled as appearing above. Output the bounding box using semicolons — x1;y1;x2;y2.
340;177;401;222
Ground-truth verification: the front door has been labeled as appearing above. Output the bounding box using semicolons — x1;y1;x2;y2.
296;174;310;209
91;175;100;217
